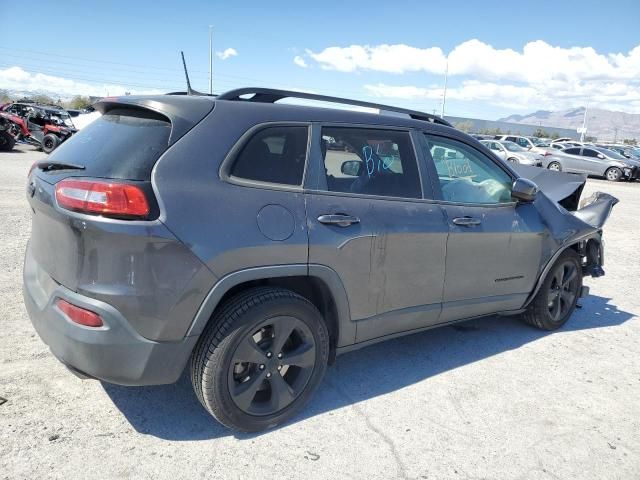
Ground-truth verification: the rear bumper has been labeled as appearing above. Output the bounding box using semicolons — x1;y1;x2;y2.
23;250;197;386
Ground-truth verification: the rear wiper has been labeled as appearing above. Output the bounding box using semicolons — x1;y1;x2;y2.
36;161;86;172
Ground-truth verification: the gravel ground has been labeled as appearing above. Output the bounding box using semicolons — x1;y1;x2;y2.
1;144;639;480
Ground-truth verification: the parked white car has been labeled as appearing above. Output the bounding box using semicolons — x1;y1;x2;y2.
494;135;551;155
481;140;543;166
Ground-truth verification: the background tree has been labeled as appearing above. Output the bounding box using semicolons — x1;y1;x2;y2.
454;120;474;133
65;96;93;110
0;89;12;104
533;128;550;138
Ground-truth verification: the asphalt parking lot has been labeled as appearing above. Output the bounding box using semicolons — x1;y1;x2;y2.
1;144;639;480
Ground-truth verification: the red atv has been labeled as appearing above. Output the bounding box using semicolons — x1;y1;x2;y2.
0;103;76;154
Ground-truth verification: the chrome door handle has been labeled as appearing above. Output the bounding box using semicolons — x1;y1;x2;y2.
317;214;360;227
452;217;481;227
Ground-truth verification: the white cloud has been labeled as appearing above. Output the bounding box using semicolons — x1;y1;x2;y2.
305;40;640;82
305;39;640;112
216;48;238;60
0;66;162;97
365;79;640;112
293;55;308;68
306;44;446;74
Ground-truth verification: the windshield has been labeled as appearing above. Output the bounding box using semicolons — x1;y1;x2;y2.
595;147;626;160
48;111;75;128
502;141;525;152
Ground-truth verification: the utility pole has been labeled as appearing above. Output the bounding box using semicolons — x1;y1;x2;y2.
580;101;589;142
208;25;213;95
441;56;449;119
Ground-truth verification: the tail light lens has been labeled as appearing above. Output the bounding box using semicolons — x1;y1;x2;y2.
56;299;104;327
55;179;149;219
543;152;552;157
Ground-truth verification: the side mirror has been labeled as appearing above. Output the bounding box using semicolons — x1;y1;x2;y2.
341;160;362;176
597;154;605;159
511;178;538;202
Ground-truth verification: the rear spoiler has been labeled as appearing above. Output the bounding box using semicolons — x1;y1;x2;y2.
94;95;215;145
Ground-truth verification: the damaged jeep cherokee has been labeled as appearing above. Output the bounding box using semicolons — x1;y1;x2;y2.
23;88;617;431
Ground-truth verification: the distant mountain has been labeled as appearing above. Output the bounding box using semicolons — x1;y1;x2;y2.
1;88;74;103
498;107;640;141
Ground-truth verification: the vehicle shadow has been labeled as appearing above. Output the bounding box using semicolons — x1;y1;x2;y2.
102;294;634;441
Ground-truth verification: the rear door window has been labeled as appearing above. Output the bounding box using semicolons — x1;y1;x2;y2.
230;126;308;186
45;108;171;180
320;127;422;199
582;149;599;157
563;148;580;155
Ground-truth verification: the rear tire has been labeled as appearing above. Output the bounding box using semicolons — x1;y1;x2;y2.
522;249;582;330
0;131;15;151
190;287;329;432
42;134;59;154
547;161;561;172
605;167;622;182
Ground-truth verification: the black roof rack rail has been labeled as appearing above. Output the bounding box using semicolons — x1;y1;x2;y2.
217;87;452;127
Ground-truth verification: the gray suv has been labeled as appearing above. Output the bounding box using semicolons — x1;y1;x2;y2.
24;88;616;431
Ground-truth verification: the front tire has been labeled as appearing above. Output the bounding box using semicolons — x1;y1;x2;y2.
522;250;582;330
547;161;561;172
605;167;623;182
190;287;329;432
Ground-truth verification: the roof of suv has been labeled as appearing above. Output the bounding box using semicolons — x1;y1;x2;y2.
95;87;457;143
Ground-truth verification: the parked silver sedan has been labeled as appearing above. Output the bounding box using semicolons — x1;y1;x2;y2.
546;146;640;181
481;140;543;167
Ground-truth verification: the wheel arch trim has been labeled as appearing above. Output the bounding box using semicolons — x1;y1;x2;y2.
184;264;355;347
522;235;595;308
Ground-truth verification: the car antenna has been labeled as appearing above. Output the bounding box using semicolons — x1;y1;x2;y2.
180;51;205;96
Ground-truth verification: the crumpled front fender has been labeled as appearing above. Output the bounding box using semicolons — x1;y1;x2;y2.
574;192;619;228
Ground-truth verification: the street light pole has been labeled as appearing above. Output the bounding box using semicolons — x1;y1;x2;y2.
580;101;589;142
441;56;449;119
208;25;213;95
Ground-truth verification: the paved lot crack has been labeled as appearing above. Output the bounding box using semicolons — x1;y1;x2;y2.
327;378;409;480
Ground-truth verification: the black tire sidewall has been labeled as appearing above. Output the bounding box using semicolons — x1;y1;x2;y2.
534;251;582;329
42;134;59;154
0;131;14;151
201;294;329;432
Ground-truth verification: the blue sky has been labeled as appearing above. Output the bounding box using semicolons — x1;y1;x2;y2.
1;0;639;119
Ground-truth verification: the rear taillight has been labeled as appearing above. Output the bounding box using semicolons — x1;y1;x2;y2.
543;152;552;157
55;179;149;218
56;299;104;327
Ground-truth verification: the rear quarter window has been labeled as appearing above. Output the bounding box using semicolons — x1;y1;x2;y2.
46;108;171;180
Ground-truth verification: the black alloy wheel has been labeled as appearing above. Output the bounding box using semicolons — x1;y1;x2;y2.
228;315;316;416
547;260;580;323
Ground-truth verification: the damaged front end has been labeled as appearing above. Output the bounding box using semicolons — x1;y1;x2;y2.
513;165;618;293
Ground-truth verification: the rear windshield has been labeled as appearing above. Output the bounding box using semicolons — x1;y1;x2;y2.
46;108;171;180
